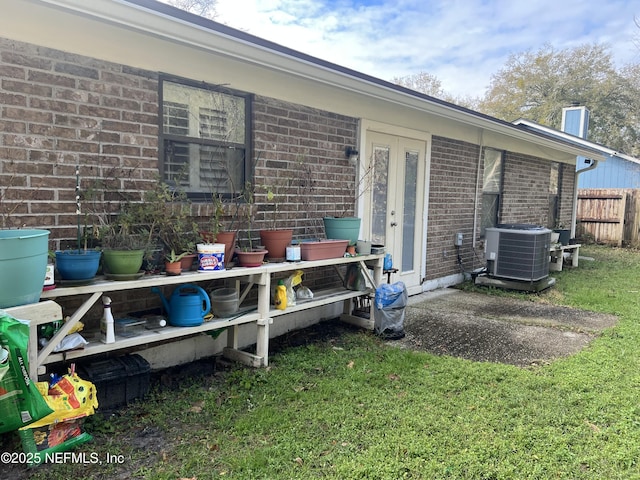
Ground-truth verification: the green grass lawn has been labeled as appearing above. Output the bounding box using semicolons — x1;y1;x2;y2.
19;246;640;479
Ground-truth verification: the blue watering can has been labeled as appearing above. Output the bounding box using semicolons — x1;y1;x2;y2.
151;284;210;327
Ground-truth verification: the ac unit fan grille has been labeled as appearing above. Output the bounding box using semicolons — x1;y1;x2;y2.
495;231;550;281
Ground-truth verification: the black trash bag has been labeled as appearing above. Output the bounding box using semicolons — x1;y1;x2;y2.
374;282;407;340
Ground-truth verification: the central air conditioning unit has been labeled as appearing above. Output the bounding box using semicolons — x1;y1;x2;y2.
484;224;551;282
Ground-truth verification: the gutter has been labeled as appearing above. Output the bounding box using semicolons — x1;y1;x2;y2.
26;0;607;162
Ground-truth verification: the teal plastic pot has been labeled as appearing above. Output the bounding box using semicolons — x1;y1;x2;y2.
0;229;50;308
323;217;362;245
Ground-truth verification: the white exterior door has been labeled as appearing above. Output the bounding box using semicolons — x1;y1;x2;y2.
363;131;427;294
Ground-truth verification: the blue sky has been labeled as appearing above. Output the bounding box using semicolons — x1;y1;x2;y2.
176;0;639;98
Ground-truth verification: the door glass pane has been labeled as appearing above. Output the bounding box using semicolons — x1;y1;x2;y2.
372;145;389;245
402;150;418;271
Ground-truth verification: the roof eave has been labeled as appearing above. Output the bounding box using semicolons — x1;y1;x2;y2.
30;0;609;162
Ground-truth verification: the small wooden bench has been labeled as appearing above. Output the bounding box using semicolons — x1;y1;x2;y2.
550;244;581;272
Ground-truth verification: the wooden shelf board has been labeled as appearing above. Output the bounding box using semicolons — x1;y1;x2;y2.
41;311;260;365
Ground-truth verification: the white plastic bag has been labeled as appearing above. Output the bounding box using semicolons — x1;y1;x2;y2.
52;333;88;353
296;285;314;300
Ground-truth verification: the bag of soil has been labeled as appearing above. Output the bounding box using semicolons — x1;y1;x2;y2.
0;311;53;434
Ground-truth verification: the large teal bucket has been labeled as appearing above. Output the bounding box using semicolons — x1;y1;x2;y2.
0;229;50;308
323;217;362;245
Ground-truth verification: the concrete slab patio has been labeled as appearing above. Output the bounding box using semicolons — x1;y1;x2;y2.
396;288;618;367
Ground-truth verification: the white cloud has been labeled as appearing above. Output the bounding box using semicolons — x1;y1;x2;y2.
170;0;640;98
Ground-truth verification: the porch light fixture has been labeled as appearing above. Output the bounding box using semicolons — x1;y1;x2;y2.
345;146;359;162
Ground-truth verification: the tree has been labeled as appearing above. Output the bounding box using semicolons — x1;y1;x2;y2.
391;72;478;109
477;43;640;156
392;71;479;109
392;71;446;98
165;0;218;19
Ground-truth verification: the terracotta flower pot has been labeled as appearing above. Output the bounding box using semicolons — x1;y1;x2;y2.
235;249;268;267
164;261;182;276
179;253;197;272
200;230;237;266
214;231;237;265
300;240;349;261
259;229;293;263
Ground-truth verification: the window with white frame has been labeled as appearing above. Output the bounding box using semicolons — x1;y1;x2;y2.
481;148;503;236
160;77;251;200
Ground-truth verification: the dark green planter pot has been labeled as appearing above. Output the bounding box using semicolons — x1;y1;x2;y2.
102;249;144;275
554;229;570;246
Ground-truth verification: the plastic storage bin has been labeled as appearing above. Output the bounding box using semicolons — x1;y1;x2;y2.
210;288;239;317
77;354;150;410
115;318;146;338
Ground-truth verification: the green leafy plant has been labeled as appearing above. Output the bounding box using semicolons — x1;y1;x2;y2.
164;249;192;263
148;182;199;258
240;180;257;250
262;175;292;230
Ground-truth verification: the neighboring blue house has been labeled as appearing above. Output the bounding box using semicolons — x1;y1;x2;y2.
514;110;640;245
514;105;640;189
578;154;640;188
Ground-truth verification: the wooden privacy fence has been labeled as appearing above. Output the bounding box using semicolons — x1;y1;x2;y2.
577;189;640;247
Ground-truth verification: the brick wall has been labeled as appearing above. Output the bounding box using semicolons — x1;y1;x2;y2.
252;95;358;240
0;37;159;244
0;38;358;318
426;136;482;281
500;153;573;229
251;96;358;291
426;139;572;282
0;38;359;250
500;152;551;226
1;36;576;313
558;163;575;228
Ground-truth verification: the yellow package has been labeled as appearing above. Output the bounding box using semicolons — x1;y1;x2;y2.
26;372;98;428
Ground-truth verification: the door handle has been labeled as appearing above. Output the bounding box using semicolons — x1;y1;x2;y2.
390;221;398;227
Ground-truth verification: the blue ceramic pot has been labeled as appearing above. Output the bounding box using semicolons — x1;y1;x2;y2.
55;249;102;280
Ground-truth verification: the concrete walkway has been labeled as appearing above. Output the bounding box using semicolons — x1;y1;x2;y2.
394;288;618;367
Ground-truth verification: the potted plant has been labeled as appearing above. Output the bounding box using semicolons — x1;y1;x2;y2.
148;182;199;273
97;207;149;278
54;165;101;282
259;181;293;262
235;182;268;267
199;193;237;267
553;222;570;246
164;249;192;276
322;153;374;245
158;218;198;273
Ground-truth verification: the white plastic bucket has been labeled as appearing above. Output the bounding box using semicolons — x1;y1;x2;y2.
197;243;225;271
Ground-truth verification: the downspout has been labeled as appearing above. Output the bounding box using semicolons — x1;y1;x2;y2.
571;158;599;238
472;129;484;250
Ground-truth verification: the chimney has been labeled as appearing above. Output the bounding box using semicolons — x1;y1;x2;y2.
561;105;589;139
